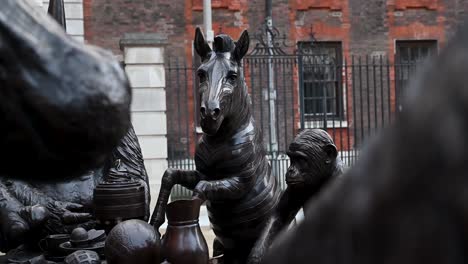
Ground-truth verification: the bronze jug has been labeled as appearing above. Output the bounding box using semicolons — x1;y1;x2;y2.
161;198;209;264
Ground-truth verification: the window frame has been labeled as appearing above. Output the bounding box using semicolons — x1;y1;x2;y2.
298;41;344;122
395;40;437;111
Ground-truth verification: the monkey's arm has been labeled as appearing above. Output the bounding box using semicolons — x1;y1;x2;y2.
247;188;303;264
0;181;50;252
2;180;92;230
150;169;205;230
0;181;26;252
2;180;54;206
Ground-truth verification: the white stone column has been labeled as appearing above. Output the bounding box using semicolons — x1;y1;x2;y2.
120;34;168;211
42;0;84;42
32;0;44;7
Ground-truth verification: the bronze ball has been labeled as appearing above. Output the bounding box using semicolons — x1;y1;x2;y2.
105;220;161;264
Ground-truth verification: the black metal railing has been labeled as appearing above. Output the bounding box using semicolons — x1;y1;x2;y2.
165;54;422;200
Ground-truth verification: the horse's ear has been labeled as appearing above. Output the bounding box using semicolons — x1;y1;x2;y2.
194;27;212;60
234;30;250;62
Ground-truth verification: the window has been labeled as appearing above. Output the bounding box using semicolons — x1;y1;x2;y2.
395;40;437;111
299;42;343;122
396;40;437;63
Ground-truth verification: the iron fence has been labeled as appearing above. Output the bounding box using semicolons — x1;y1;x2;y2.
165;53;421;200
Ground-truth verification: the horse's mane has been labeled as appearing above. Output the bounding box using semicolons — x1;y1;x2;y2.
213;35;235;53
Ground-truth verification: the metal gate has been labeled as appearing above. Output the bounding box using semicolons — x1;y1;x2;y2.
165;29;421;200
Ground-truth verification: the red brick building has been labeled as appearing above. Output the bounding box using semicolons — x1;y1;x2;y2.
82;0;468;167
83;0;467;57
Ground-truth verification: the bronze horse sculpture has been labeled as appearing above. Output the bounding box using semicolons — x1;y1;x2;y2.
151;28;280;263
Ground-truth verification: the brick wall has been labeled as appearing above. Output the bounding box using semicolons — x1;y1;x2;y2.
84;0;468;155
83;0;467;73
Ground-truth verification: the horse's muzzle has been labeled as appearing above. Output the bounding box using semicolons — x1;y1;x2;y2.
200;115;224;136
200;106;221;120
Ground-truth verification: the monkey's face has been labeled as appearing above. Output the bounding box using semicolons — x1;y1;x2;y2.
286;146;336;190
285;156;308;189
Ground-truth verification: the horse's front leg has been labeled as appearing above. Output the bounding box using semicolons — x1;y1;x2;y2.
192;175;253;201
150;169;203;231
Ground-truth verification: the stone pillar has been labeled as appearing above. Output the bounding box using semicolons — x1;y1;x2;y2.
120;34;168;211
32;0;43;7
42;0;85;42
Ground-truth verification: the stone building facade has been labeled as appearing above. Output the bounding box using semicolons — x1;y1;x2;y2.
82;0;468;60
81;0;468;194
31;0;468;201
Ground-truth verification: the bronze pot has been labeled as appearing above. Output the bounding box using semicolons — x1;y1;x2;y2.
93;180;146;232
161;198;209;264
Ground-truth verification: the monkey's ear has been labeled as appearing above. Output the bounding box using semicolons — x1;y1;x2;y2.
323;144;338;164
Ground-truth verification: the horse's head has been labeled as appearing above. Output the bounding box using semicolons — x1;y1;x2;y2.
194;28;250;136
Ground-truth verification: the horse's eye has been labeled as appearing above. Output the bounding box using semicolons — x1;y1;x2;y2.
198;71;207;83
227;74;237;84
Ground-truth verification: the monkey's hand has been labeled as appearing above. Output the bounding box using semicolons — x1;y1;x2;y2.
53;201;92;225
44;201;95;234
0;205;49;252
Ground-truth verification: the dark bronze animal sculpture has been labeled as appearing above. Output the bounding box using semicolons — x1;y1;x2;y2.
248;129;343;264
0;0;131;181
0;126;150;253
151;28;281;263
0;0;147;253
262;24;468;264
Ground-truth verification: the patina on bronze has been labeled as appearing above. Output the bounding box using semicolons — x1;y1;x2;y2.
151;28;280;264
64;250;100;264
0;1;148;255
0;0;131;181
248;129;343;264
0;0;159;263
94;126;149;233
93;180;146;233
0;125;149;253
57;227;106;258
105;220;161;264
262;24;468;264
161;199;209;264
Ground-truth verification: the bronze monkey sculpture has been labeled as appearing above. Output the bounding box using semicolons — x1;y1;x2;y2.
262;23;468;264
248;129;343;263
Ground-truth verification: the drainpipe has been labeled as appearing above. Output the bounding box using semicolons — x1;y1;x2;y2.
203;0;214;47
266;0;272;27
265;0;278;154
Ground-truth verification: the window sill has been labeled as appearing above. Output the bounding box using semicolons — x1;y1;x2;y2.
299;120;348;129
